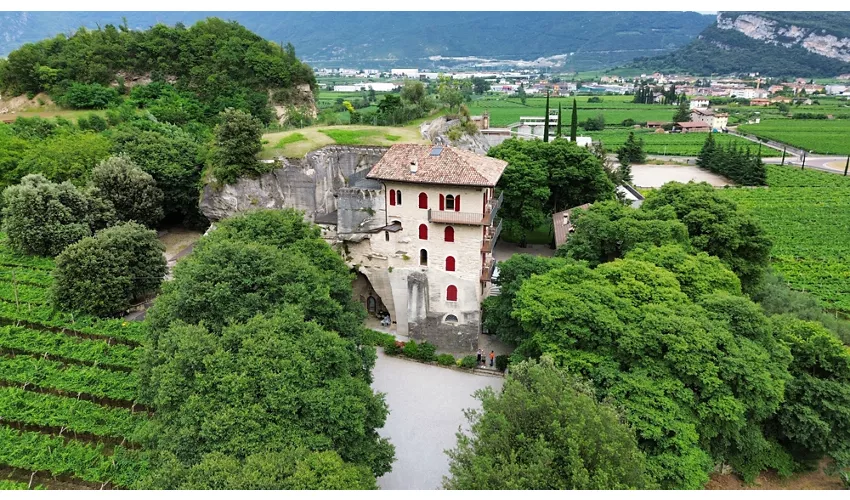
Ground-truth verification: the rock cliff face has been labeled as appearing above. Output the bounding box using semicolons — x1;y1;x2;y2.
199;145;388;221
717;13;850;62
419;116;492;154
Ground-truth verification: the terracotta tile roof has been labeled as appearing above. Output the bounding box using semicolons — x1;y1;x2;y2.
552;203;592;248
677;121;710;129
366;144;507;187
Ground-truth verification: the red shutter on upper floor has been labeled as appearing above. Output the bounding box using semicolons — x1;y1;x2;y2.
446;285;457;301
455;195;460;211
446;256;456;272
445;226;454;242
439;194;444;211
419;224;428;240
419;192;428;209
389;189;396;206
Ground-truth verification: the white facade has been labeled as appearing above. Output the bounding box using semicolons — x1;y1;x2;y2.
690;98;710;109
691;109;728;131
333;82;399;92
391;68;420;78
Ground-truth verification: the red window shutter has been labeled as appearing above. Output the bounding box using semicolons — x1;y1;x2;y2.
419;192;428;209
455;195;461;212
389;189;396;206
445;226;454;242
439;194;444;211
419;224;428;240
446;256;456;272
447;285;457;301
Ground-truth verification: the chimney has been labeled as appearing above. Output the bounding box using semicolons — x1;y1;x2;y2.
409;160;418;174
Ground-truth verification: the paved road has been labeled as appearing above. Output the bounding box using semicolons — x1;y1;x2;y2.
372;351;504;490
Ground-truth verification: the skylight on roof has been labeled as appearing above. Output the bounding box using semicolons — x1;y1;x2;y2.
430;146;443;156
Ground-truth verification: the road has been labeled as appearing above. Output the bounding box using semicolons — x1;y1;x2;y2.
371;350;504;490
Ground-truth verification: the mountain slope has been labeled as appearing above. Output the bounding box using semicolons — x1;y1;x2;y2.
630;12;850;77
1;12;713;70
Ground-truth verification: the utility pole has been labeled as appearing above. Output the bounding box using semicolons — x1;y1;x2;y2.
801;151;806;170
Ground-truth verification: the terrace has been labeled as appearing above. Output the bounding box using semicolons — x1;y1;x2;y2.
428;192;503;226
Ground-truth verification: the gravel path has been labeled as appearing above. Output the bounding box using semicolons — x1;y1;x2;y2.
372;351;504;490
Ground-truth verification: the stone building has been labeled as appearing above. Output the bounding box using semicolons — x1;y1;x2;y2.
342;144;507;353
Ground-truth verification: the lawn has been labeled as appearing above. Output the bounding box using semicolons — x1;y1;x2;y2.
262;124;428;158
738;119;850;155
719;165;850;315
502;221;554;246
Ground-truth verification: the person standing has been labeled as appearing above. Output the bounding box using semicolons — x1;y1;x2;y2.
489;350;495;367
476;349;482;366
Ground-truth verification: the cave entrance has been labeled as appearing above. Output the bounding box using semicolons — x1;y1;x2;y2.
353;270;391;330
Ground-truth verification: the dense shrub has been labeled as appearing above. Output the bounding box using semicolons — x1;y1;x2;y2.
52;221;166;316
495;354;509;372
363;329;396;348
437;354;456;366
460;355;478;369
383;343;402;356
1;174;101;256
90;155;164;228
211;108;269;185
402;340;419;359
57;83;120;109
77;113;108;133
417;341;437;362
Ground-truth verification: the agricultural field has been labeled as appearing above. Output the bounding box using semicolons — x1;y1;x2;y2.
588;129;780;157
0;233;150;490
720;165;850;315
738;119;850;155
467;95;678;127
262;124;427;158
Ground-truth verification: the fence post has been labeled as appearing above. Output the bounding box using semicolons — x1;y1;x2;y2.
781;147;786;166
801;152;806;170
845;155;849;176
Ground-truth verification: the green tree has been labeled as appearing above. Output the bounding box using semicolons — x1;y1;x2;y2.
444;357;654;490
52;221;166;316
90;155;164;228
489;146;549;247
13;130;112;186
1;174;99;256
400;80;427;109
471;77;490;95
556;102;562;138
673;99;691;122
569;99;578;142
437;75;464;111
543;91;550;143
616;132;646;165
642;182;772;292
517;84;527;105
211;108;267;185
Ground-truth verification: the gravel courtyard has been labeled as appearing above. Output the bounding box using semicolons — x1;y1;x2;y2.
371;351;504;490
631;164;733;188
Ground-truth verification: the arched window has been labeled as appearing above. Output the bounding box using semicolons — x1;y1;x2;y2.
444;314;458;324
418;192;428;209
396;190;402;205
445;256;456;272
418;224;428;240
420;249;428;266
389;189;396;206
455;195;460;211
439;194;445;211
445;194;455;211
444;226;454;242
446;285;458;302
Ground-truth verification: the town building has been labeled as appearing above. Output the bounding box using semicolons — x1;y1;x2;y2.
750;98;771;106
689;98;710;109
391;68;420;78
333;144;509;352
676;121;711;133
690;108;728;131
332;82;399;92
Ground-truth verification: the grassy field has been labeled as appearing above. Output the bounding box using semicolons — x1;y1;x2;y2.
738;120;850;155
588;129;780;156
262;124;428;158
720;165;850;315
0;233;150;489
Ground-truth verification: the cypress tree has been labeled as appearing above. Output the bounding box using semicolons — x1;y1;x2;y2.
556;102;563;138
543;91;550;143
570;99;578;142
697;133;716;170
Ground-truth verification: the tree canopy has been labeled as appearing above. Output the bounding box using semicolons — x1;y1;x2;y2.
90;155;164;228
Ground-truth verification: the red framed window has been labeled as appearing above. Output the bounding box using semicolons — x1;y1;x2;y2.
445;226;454;242
397;190;402;205
446;256;456;272
446;285;458;302
446;195;455;211
419;192;428;209
439;194;445;211
389;189;396;206
455;195;460;211
419;224;428;240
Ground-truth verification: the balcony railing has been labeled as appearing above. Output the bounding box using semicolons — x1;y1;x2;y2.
427;192;503;226
480;259;496;282
481;217;503;253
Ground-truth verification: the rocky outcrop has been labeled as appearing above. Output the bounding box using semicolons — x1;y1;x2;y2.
419;116;492;154
271;83;318;125
717;13;850;62
199;145;388;222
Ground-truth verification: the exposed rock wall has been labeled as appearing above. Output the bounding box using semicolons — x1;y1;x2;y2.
420;116;492;154
199;145;388;221
717;13;850;62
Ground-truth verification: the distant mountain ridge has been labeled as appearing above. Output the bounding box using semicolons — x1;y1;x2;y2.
0;11;713;71
630;12;850;76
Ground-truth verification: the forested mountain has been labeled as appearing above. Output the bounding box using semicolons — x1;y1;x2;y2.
0;12;713;70
630;12;850;77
